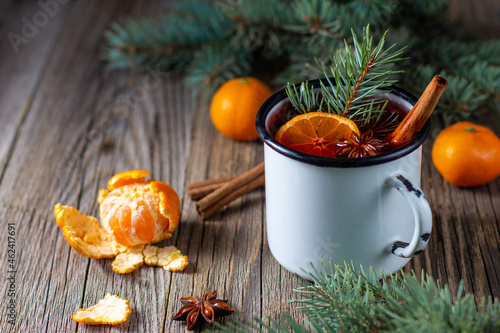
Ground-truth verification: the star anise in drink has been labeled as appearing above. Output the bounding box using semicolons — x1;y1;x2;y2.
336;130;388;158
172;290;234;330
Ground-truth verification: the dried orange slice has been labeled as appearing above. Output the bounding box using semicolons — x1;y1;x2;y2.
275;112;360;157
72;294;131;325
99;170;180;247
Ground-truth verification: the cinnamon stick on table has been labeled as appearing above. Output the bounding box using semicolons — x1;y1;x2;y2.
197;173;265;220
187;173;240;200
192;162;265;219
386;75;448;148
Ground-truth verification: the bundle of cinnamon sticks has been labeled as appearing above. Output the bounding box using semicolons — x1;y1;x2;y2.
187;162;265;219
188;75;447;220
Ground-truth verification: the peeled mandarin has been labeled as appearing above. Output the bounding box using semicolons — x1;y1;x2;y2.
99;170;180;247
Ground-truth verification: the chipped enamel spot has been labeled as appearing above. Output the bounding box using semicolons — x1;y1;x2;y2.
396;174;422;198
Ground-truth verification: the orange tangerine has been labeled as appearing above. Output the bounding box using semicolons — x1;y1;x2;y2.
210;77;273;141
432;121;500;187
275;112;360;157
98;170;180;247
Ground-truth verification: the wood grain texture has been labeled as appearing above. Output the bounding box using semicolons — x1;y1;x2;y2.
0;1;499;332
0;0;72;181
0;1;197;332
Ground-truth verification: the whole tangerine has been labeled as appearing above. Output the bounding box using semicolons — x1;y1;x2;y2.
432;121;500;187
210;77;273;141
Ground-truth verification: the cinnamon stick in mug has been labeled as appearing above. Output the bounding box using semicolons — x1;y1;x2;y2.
386;75;448;148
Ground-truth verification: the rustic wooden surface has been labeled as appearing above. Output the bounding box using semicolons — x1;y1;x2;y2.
0;1;498;332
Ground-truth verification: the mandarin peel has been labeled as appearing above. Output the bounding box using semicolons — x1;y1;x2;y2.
54;204;126;259
150;180;180;235
111;245;189;274
107;170;150;191
72;294;132;325
143;245;189;272
111;245;145;274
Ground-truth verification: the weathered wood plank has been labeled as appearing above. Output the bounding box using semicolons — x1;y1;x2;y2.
0;1;197;332
448;0;500;38
0;0;72;182
165;99;268;331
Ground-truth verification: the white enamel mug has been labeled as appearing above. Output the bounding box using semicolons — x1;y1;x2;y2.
256;80;432;279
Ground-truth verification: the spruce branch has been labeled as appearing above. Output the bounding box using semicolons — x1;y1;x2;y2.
213;261;500;333
285;26;406;132
284;0;344;43
184;40;252;96
102;0;232;70
285;81;322;114
102;0;500;123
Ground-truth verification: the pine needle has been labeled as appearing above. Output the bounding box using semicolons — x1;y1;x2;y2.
212;262;500;333
101;0;500;124
285;26;406;132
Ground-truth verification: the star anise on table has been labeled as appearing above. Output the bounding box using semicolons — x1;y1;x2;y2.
172;290;234;330
336;130;389;158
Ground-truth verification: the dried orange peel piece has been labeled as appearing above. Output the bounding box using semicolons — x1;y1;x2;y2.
112;245;188;274
54;204;126;259
111;245;145;274
72;293;131;325
143;245;189;272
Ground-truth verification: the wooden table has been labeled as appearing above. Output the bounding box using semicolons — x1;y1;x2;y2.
0;1;498;332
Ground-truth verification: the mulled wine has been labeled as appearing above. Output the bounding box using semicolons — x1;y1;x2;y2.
266;90;414;158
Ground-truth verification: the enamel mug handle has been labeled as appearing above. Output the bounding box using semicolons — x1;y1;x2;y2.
387;174;432;258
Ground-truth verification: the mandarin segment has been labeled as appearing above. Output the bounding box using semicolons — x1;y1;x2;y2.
54;204;126;259
72;294;132;325
275;112;360;157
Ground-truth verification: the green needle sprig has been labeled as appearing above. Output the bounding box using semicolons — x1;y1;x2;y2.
285;27;406;133
102;0;500;124
214;261;500;333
